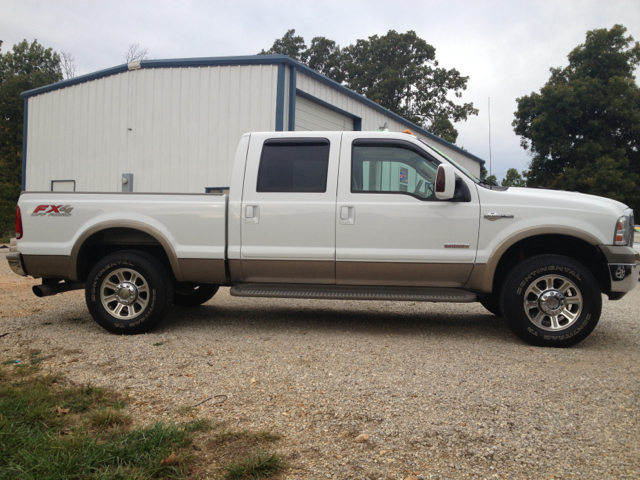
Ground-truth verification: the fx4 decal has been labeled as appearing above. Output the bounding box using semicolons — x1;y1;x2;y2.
32;205;74;217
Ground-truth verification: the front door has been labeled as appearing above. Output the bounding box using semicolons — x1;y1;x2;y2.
335;134;480;287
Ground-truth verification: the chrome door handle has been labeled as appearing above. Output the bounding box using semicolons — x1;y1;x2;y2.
245;205;259;224
340;206;355;225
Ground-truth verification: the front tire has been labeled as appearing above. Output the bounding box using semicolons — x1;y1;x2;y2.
85;250;174;335
500;255;602;347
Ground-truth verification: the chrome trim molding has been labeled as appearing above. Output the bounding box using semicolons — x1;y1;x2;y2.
7;253;28;276
608;263;639;293
484;212;514;221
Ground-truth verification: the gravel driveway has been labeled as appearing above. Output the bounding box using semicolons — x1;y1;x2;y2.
1;248;639;479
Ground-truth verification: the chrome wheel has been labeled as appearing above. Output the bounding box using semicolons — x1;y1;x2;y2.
100;268;149;320
523;274;583;331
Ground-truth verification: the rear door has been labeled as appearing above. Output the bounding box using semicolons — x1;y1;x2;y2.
240;132;342;284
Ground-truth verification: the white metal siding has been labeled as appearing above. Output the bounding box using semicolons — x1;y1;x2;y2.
295;72;482;177
25;64;279;192
295;95;354;131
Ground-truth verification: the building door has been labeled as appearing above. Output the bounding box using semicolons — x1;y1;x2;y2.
295;95;354;131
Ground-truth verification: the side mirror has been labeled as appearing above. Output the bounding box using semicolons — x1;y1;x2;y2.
435;164;456;200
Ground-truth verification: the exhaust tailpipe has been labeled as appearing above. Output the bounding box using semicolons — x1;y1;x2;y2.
32;280;85;297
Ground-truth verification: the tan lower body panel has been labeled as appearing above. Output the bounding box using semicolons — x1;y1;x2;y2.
228;259;242;284
464;264;489;292
22;255;72;279
337;261;474;288
240;260;334;284
178;258;227;284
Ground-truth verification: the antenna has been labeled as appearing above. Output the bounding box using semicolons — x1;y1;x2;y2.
488;97;492;179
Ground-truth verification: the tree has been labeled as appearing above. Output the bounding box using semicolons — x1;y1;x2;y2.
501;168;526;187
306;36;345;83
0;39;62;235
260;29;308;62
260;30;477;143
60;51;76;79
513;25;640;212
124;43;149;63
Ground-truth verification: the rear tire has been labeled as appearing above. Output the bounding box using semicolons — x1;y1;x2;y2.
173;284;219;307
500;254;601;347
85;250;174;335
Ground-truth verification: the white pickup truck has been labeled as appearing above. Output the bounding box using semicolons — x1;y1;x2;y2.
8;131;638;347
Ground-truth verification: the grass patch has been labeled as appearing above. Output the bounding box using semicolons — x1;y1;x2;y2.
210;428;281;445
1;354;287;479
224;450;285;480
0;363;211;478
86;407;133;430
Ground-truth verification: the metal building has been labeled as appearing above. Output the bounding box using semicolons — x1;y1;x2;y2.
20;55;485;193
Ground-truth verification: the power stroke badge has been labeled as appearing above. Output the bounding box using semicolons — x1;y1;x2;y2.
32;205;74;217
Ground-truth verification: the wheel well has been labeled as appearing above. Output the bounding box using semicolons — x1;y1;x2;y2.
75;228;174;282
492;234;610;295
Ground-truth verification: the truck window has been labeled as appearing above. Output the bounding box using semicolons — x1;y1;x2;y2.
257;139;330;193
351;142;439;200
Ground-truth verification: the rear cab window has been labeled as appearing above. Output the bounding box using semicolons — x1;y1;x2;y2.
257;139;330;193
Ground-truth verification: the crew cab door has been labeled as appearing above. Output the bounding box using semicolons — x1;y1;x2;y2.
240;132;341;283
335;134;480;286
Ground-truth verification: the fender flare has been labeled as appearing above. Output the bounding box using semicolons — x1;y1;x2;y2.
69;220;184;282
467;225;603;293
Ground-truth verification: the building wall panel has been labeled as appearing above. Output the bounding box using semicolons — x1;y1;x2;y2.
25;64;278;193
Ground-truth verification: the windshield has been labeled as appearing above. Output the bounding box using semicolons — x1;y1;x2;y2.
416;138;481;184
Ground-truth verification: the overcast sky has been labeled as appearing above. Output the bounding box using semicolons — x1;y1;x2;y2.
3;0;639;181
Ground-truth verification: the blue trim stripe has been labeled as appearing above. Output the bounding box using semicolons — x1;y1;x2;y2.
20;64;129;99
21;98;28;191
275;64;285;131
288;67;297;131
19;54;484;166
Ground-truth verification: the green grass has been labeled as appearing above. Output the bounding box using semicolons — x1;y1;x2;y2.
0;363;211;479
224;450;285;480
212;428;281;445
1;354;287;479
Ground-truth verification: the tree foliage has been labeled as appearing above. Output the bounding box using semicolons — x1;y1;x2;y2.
513;24;640;212
0;39;62;235
501;168;526;187
260;29;477;143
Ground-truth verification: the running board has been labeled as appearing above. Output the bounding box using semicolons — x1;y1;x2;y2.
230;284;477;302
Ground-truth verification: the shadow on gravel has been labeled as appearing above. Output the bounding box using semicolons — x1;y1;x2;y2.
160;300;517;345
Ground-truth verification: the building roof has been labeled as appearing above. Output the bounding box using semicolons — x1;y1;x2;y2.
21;54;485;167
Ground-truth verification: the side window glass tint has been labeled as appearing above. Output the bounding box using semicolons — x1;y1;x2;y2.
257;140;330;193
351;143;439;200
